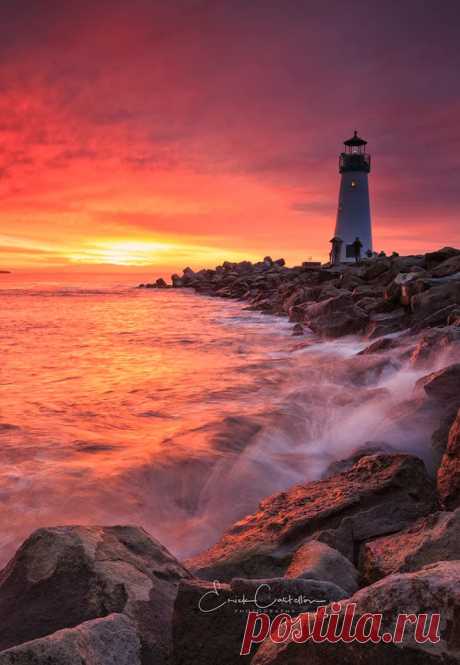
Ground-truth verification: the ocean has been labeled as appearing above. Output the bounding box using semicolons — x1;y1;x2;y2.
0;273;439;566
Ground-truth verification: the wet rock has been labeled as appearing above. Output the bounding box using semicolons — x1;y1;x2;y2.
171;274;183;287
416;363;460;404
437;408;460;509
322;442;395;478
412;303;460;331
366;309;407;339
385;272;420;305
358;337;400;354
252;560;460;665
360;508;460;585
410;326;460;367
155;277;168;288
431;406;459;464
172;577;346;665
291;323;304;336
304;294;368;338
340;354;400;386
448;308;460;326
186;454;436;581
285;541;359;595
0;526;191;662
411;281;460;327
0;614;140;665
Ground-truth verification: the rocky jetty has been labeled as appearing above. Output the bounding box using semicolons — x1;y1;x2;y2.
139;247;460;342
0;248;459;662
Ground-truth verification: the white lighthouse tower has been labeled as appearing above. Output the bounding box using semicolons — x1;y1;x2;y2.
331;131;372;264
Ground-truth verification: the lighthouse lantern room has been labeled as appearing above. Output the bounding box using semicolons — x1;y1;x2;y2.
331;131;373;264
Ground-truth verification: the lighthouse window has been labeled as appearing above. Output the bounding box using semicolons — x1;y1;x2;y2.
351;180;357;188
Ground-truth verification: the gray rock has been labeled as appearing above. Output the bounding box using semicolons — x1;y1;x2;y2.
252;561;460;664
437;408;460;510
285;541;359;595
0;526;191;663
0;614;140;665
360;508;460;584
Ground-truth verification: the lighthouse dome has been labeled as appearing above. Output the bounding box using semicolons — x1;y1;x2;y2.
344;130;367;147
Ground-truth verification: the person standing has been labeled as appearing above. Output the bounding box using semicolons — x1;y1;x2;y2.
352;237;363;263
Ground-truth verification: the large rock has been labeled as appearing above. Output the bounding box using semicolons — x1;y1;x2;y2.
0;526;191;663
304;294;368;338
0;614;140;665
416;363;460;404
411;281;460;328
285;541;359;595
172;577;347;665
410;327;460;368
360;508;460;584
437;409;460;509
431;406;459;464
252;561;460;664
187;455;436;581
365;309;407;339
425;246;460;270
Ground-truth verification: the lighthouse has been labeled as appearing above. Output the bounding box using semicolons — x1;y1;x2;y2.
331;131;372;264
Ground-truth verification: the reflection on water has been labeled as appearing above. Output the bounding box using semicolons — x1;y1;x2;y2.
0;273;450;565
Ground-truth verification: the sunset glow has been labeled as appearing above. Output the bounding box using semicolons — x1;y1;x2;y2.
1;1;459;273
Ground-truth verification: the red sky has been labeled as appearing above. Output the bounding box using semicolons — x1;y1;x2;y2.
0;0;459;273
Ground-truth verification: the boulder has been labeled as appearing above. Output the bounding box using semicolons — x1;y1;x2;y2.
360;508;460;584
291;323;304;336
187;454;436;581
304;294;368;338
437;408;460;509
448;308;460;326
352;284;385;300
425;246;460;270
358;337;400;354
355;296;392;314
410;327;460;367
412;303;460;331
0;526;191;663
411;281;460;327
416;363;460;404
363;259;391;281
366;309;407;339
172;577;347;665
155;278;168;288
252;561;460;664
432;254;460;277
0;614;140;665
431;406;459;464
285;541;359;595
321;442;395;477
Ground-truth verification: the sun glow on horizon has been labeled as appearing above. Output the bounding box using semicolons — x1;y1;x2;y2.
67;239;255;268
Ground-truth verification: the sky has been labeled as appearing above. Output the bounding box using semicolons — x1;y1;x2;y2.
0;0;459;273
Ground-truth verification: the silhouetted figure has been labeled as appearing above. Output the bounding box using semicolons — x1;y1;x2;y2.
352;237;363;263
329;236;343;265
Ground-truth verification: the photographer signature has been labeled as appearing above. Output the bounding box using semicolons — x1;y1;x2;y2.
198;581;325;613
